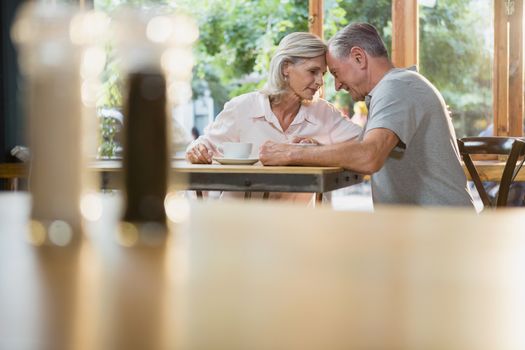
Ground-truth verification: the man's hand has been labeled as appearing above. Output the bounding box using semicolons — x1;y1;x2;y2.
186;143;213;164
259;141;295;165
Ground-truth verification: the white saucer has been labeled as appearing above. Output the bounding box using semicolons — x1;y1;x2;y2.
213;157;259;165
295;143;318;147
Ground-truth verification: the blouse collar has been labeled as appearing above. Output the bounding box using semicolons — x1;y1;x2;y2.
254;93;317;131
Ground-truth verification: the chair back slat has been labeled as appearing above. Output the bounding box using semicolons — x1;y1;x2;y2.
457;139;492;207
457;136;525;208
459;137;518;155
496;139;525;206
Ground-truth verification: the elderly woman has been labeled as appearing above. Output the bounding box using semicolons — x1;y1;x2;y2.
186;32;361;202
187;32;361;162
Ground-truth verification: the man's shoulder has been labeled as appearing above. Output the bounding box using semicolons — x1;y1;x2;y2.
380;68;419;86
374;68;435;101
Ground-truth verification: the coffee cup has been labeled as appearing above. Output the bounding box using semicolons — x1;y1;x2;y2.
222;142;252;159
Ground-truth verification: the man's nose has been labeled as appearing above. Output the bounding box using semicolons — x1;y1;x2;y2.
334;79;342;91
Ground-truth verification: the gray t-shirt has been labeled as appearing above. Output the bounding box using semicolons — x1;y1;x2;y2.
365;68;474;207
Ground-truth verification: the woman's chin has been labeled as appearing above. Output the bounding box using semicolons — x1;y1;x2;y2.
302;92;317;101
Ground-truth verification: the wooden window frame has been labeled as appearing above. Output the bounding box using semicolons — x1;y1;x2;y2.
308;0;324;40
495;0;523;136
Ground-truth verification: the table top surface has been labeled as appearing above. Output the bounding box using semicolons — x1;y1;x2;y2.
91;159;352;175
2;159;525;181
93;160;363;193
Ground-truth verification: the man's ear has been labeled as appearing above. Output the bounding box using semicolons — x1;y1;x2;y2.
350;47;366;66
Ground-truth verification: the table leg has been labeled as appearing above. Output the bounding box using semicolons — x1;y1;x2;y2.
196;191;203;199
101;172;109;191
8;178;18;191
315;193;323;206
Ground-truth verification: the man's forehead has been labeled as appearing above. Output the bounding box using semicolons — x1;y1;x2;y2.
327;50;342;60
326;52;341;70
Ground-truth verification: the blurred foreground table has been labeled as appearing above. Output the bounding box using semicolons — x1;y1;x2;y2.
1;192;525;349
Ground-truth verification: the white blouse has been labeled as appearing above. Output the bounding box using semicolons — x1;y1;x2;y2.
188;91;362;157
187;91;362;204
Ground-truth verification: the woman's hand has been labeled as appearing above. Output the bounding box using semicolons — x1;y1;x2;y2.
291;136;320;145
186;143;213;164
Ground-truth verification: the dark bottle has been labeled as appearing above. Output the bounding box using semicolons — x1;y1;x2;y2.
122;71;168;225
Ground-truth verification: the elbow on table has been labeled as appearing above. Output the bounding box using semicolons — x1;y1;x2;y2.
355;154;384;175
359;165;379;176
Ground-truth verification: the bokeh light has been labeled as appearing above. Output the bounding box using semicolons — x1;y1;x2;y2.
80;192;103;222
27;220;46;246
164;192;190;223
48;220;73;246
117;222;140;247
146;16;173;43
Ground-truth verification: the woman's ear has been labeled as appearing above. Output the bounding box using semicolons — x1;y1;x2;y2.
282;60;291;78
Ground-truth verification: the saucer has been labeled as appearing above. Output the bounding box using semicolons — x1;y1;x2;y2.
288;142;318;147
213;157;259;165
295;143;318;146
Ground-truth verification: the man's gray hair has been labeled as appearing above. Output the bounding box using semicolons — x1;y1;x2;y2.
328;23;388;59
261;32;326;99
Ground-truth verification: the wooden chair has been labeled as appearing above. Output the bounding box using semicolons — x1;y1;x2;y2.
457;137;525;208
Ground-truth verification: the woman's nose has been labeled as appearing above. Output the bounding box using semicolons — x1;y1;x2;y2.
315;73;324;87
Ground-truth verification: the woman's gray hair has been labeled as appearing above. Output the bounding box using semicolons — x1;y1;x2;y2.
261;32;326;100
328;23;388;59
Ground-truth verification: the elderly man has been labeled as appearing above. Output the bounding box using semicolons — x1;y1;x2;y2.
259;23;474;207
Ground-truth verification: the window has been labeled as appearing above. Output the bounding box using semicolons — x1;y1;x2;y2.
94;0;309;155
419;0;493;137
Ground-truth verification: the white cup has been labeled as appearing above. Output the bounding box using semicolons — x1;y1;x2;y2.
222;142;252;159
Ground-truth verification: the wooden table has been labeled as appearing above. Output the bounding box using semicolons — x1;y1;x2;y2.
465;160;525;182
2;194;525;349
93;160;363;202
2;160;524;192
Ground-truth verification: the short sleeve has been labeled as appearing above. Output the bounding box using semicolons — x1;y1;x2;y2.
366;82;419;147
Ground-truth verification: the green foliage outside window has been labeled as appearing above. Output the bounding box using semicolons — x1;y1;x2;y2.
187;0;309;111
95;0;492;142
419;0;492;137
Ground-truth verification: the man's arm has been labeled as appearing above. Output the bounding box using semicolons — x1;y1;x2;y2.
259;128;399;175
